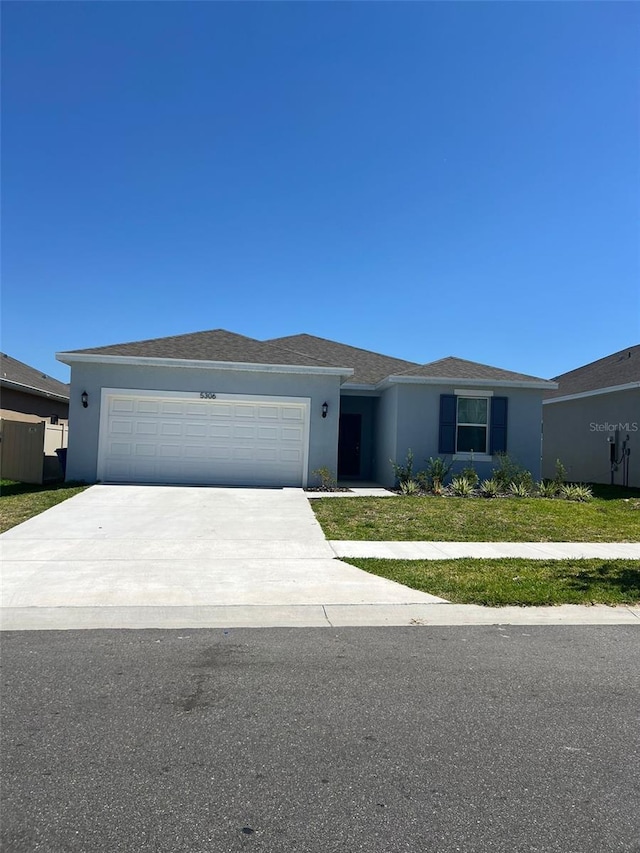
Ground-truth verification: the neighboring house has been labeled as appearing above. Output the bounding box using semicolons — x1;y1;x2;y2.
1;353;70;423
56;330;556;488
0;353;70;482
542;345;640;488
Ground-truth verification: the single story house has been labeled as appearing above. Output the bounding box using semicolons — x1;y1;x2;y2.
0;353;70;482
542;345;639;488
1;352;70;424
56;330;556;488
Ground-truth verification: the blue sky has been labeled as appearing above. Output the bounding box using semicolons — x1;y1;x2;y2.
2;1;638;384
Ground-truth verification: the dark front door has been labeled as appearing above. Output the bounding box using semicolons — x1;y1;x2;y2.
338;413;362;478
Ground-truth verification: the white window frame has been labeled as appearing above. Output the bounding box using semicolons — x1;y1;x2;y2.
453;390;493;461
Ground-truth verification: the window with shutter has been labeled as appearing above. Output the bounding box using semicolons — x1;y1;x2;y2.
438;394;508;456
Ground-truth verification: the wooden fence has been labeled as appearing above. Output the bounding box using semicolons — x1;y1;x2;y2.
0;419;68;484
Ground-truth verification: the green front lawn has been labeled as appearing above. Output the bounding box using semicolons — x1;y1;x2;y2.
344;557;640;606
0;480;88;534
312;490;640;542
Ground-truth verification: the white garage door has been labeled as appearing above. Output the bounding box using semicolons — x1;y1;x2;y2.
97;390;310;487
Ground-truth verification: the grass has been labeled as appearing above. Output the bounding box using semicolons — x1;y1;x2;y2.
0;479;88;534
343;557;640;607
312;486;640;543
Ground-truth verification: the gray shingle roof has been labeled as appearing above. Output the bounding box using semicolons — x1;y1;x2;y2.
59;329;553;387
395;356;551;384
545;345;640;399
1;353;69;398
61;329;338;370
267;333;419;385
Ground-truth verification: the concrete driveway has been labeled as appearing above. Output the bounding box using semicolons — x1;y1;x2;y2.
0;485;444;629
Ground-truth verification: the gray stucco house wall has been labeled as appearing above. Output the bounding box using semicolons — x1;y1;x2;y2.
543;388;639;487
382;384;546;487
542;345;639;488
374;386;399;485
66;361;342;485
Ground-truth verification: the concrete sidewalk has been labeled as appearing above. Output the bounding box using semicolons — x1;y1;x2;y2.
331;541;640;559
1;486;639;630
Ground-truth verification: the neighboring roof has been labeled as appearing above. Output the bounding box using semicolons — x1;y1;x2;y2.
394;356;551;384
0;353;69;400
267;333;419;385
544;345;640;400
59;329;338;370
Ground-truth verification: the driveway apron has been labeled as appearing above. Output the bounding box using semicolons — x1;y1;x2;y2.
1;485;443;628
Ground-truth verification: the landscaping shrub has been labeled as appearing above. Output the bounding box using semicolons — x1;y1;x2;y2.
422;456;453;493
311;467;337;491
508;481;531;498
492;453;533;493
479;478;499;498
399;479;420;496
536;480;558;498
560;483;593;502
451;475;475;497
391;449;415;488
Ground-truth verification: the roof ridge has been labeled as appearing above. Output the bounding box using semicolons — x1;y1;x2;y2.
393;353;550;383
267;333;420;366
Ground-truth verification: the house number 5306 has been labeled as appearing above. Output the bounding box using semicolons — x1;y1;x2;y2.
200;392;217;399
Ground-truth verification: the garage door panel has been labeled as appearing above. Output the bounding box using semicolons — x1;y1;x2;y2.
212;405;233;418
185;402;210;416
160;423;182;436
135;422;158;435
209;447;233;460
159;444;182;458
282;427;303;441
100;393;308;486
112;399;135;414
161;402;184;415
185;446;206;458
233;448;253;461
258;406;279;419
135;444;157;457
258;426;278;440
256;448;278;461
211;425;232;438
234;425;256;439
109;442;132;456
185;424;207;437
282;407;303;420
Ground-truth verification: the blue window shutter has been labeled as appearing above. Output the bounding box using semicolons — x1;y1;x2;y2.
490;397;508;454
439;395;456;454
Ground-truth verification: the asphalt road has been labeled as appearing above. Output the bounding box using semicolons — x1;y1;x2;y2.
1;627;639;853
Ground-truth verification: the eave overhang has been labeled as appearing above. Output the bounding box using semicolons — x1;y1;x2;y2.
0;377;69;403
543;382;640;405
377;375;558;391
56;352;355;382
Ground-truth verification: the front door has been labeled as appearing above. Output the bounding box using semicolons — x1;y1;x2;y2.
338;413;361;478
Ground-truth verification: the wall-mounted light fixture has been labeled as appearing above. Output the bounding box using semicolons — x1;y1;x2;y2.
321;401;328;419
81;390;88;408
